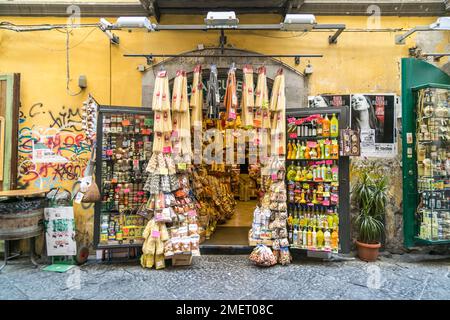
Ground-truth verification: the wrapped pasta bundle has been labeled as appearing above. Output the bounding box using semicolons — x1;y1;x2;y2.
255;66;270;129
190;65;203;127
152;70;171;112
241;65;255;128
224;64;238;121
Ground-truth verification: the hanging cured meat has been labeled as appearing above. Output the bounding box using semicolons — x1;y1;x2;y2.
206;65;220;120
224;64;238;122
241;65;255;128
190;65;203;127
254;66;270;129
152;70;171;112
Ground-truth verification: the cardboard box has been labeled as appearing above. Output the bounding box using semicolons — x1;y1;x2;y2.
172;253;192;266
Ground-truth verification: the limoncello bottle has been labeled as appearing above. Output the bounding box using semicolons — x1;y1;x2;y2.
330;113;339;137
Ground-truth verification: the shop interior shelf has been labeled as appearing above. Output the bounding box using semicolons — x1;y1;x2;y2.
419;189;450;192
288;136;339;140
287;158;339;162
413;237;450;245
288;180;339;183
418;175;450;179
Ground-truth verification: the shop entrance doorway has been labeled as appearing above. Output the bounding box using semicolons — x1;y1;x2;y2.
142;47;307;248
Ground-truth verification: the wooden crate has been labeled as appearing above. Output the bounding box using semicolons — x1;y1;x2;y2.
172;253;192;266
248;230;272;247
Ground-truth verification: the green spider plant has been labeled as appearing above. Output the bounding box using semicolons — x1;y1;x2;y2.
352;170;388;244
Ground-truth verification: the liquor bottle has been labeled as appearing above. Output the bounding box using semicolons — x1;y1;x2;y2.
317;119;323;136
324;229;331;250
293;226;298;246
330;113;339;137
304;143;311;159
332;164;338;182
317;228;324;249
296;141;303;159
324;141;331;159
322;114;330;137
331;140;339;159
321;163;327;181
287;141;293;159
331;228;339;251
302;227;307;249
307;227;312;248
312;227;317;249
312;120;317;137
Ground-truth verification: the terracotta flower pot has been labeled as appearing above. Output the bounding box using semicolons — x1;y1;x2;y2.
356;240;381;262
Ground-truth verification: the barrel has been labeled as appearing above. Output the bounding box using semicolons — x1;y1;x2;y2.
0;197;46;240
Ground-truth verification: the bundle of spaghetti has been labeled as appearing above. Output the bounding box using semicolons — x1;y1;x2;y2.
269;68;285;112
254;66;270;129
206;65;220;119
152;70;171;112
190;65;204;126
224;65;238;122
241;65;255;128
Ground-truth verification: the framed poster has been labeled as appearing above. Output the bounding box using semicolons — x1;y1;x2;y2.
44;206;77;256
350;94;397;157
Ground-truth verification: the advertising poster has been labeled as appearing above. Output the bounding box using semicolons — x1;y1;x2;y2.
44;206;77;256
350;94;396;157
308;95;351;108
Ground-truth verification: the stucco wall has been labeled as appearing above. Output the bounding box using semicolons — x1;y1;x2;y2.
0;14;448;251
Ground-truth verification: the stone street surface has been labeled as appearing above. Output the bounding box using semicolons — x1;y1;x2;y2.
1;254;450;300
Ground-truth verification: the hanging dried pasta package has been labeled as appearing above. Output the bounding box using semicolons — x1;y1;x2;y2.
255;66;270;128
162;110;172;133
190;65;203;127
179;71;189;113
270;68;285;112
241;65;255;128
172;70;184;112
152;70;170;112
152;132;164;153
206;65;220;120
224;64;238;121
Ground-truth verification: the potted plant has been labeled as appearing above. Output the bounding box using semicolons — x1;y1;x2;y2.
352;170;388;262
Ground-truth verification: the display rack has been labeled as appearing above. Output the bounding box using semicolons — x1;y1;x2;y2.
93;106;153;250
285;106;351;254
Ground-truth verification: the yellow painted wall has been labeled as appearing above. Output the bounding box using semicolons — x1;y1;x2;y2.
0;14;448;249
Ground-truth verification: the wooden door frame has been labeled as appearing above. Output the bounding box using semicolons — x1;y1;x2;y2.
0;73;20;191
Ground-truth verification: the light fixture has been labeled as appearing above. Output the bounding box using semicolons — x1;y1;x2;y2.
430;17;450;30
396;17;450;44
281;14;317;31
98;18;119;44
116;17;155;31
204;11;239;29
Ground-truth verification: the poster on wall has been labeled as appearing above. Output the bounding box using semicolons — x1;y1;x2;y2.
32;138;68;164
308;95;351;108
44;206;77;256
350;94;396;157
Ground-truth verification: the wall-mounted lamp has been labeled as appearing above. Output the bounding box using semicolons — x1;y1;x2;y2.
395;17;450;45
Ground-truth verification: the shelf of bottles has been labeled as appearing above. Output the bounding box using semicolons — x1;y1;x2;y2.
99;113;153;246
286;113;340;252
416;87;450;242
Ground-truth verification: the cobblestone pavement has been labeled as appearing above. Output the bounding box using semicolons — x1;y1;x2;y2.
1;254;450;300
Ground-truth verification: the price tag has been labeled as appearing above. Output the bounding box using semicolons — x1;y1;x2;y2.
162;146;172;154
271;173;278;181
144;118;153;126
326;160;334;165
322;200;330;206
74;192;84;204
106;150;113;156
178;163;187;170
289;133;298;139
122;119;130;126
188;210;197;217
151;230;161;238
322;192;330;197
287;117;296;124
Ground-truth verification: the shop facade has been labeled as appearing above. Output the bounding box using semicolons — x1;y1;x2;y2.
0;3;449;261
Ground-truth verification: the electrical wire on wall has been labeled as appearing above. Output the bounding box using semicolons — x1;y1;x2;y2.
65;29;83;96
